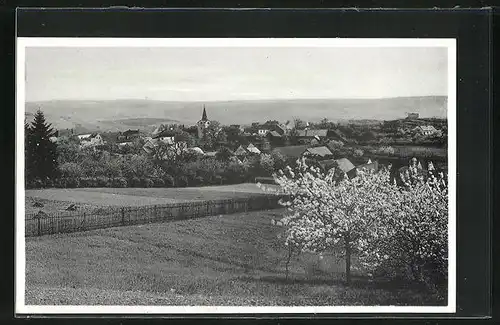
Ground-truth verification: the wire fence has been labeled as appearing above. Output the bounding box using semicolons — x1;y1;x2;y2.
25;195;282;237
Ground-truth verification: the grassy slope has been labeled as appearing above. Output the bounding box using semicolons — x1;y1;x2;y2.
25;184;279;215
26;210;443;306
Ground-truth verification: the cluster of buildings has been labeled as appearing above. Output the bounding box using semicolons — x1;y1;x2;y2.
51;107;445;180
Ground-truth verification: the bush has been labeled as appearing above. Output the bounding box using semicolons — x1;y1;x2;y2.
378;146;396;155
163;174;175;187
64;178;80;188
176;175;189;187
141;177;154;188
32;178;44;189
44;178;54;188
112;177;128;188
129;176;141;187
194;175;204;186
88;177;99;187
327;139;344;150
96;176;111;187
152;177;165;187
353;149;364;157
54;178;65;188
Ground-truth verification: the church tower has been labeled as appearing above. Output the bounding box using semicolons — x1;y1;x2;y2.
197;105;210;138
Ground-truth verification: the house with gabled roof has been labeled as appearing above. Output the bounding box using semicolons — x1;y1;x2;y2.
302;146;333;159
413;125;441;136
272;145;309;160
297;129;329;138
121;129;141;139
78;133;105;148
318;158;357;179
247;143;261;155
234;145;248;157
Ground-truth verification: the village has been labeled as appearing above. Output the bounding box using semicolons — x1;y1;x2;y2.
43;106;447;189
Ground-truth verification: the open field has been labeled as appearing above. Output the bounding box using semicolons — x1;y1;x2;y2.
391;145;447;158
25;209;444;306
25;183;279;215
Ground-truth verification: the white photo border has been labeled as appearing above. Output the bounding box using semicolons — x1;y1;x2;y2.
15;37;457;315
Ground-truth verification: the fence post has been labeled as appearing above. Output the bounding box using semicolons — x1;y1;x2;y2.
37;217;41;236
83;212;86;229
121;207;125;226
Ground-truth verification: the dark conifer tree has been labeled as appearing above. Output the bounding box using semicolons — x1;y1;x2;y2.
24;120;34;184
26;110;58;185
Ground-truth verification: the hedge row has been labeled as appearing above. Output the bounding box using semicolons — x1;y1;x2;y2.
27;176;170;189
26;174;252;189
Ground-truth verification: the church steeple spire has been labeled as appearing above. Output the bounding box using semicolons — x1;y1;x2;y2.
201;105;208;121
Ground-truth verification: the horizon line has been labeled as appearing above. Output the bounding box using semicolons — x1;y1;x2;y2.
26;94;448;104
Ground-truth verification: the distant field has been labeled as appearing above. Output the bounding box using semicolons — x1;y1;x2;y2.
25;183;279;215
392;145;447;158
25;209;443;306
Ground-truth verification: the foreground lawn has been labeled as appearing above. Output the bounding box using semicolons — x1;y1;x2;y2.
25;209;444;306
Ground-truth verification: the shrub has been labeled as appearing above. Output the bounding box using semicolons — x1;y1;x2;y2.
112;177;128;188
88;177;99;187
327;139;344;150
163;174;175;187
176;175;189;187
353;149;364;157
32;178;44;189
54;178;66;188
129;176;141;188
141;177;154;188
58;162;84;179
65;178;80;188
152;177;165;187
378;146;396;155
194;175;205;186
96;176;111;187
44;178;54;188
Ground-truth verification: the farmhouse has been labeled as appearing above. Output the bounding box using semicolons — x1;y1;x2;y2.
266;130;284;146
414;125;440;136
406;113;420;119
302;146;333;159
272;145;308;160
204;151;217;157
234;145;248;157
118;129;141;141
297;129;329;139
246;143;261;154
153;129;177;144
78;133;105;148
318;158;357;178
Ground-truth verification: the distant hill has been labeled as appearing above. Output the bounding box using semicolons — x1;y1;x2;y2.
25;96;447;132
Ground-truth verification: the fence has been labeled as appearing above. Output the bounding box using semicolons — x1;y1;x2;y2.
25;195;282;237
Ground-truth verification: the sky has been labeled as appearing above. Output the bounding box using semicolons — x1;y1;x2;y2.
25;46;448;102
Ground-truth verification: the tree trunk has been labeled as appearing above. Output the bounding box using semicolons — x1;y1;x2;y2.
345;234;352;286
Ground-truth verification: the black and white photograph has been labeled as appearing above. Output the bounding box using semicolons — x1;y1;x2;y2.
16;38;456;314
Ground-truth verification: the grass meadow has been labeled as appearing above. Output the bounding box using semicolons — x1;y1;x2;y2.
25;183;279;215
25;209;444;306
